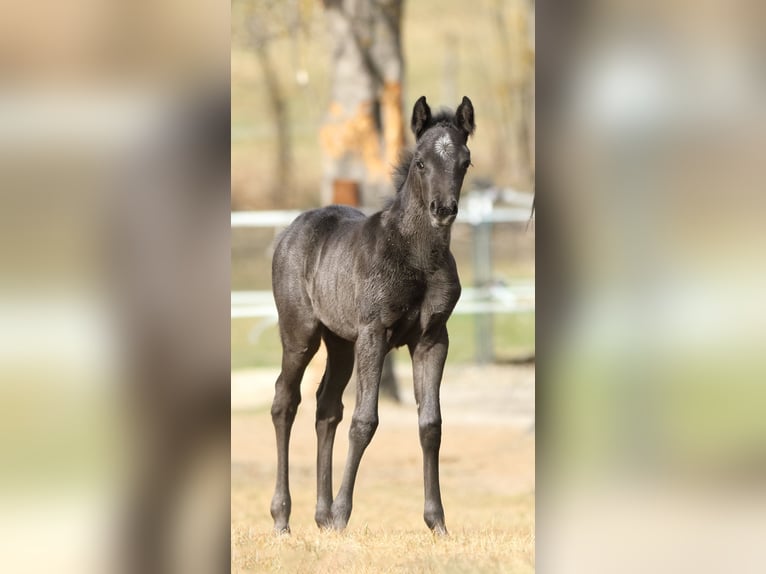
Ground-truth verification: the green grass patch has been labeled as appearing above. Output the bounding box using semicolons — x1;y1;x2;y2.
232;311;534;369
231;317;282;370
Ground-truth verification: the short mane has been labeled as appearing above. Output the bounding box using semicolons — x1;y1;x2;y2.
392;148;414;193
429;107;458;130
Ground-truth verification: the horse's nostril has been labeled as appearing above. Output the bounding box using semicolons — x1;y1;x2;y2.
430;200;458;219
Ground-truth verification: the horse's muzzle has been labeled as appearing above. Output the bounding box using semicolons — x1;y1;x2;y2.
429;199;458;226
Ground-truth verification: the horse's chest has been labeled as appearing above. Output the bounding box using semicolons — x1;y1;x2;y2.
381;278;459;346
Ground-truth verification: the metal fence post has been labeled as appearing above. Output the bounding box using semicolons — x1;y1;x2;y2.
469;192;495;364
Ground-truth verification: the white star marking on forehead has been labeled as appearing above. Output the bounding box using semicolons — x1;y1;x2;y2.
434;134;454;160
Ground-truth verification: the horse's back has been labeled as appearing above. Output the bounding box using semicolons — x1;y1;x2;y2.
272;205;366;325
273;205;365;268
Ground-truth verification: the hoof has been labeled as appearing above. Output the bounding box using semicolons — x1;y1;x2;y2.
315;511;333;530
330;514;349;532
315;521;332;530
424;508;447;535
330;500;351;531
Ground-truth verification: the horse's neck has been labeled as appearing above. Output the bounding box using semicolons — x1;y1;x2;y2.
386;184;451;268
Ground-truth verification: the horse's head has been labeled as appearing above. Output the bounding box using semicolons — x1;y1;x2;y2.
410;96;475;228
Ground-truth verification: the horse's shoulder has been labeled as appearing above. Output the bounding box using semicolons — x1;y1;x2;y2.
422;255;461;305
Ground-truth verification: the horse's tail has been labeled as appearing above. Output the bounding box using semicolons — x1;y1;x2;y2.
526;193;535;231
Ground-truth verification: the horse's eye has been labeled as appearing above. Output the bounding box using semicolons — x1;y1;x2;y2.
416;160;425;170
461;159;472;171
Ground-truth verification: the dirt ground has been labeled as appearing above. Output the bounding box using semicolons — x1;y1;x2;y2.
231;363;535;573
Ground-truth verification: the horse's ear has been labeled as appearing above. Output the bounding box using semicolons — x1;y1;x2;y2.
411;96;432;140
455;96;475;137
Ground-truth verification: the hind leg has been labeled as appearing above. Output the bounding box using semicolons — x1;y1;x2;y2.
270;317;321;534
314;331;355;528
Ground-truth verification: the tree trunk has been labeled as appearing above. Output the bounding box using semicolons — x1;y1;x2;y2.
493;0;533;190
321;0;404;402
244;4;292;207
254;44;291;206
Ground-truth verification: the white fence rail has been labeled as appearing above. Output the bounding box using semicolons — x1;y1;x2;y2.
231;283;535;320
231;188;534;229
231;189;535;362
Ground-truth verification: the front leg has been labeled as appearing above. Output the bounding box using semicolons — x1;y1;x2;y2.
331;325;387;530
409;325;449;535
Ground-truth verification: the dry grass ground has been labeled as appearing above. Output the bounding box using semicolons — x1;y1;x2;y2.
231;364;535;573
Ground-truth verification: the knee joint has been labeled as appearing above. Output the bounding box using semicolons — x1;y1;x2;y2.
419;419;442;449
271;393;301;420
316;402;343;424
349;417;378;445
